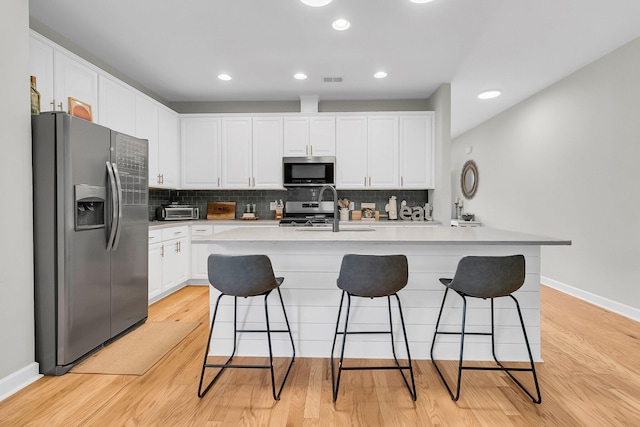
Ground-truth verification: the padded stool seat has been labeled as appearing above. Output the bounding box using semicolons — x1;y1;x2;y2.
198;254;295;400
430;255;541;403
331;254;417;401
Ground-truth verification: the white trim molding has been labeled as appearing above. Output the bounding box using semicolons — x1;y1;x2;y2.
0;363;42;402
542;276;640;322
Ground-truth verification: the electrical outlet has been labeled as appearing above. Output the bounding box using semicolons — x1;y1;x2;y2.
269;201;276;210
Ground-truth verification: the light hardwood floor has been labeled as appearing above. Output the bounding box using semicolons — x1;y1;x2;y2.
1;285;639;426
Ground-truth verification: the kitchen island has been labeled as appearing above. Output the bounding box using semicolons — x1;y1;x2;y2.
193;226;570;361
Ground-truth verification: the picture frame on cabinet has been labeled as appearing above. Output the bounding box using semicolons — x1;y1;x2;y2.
68;97;93;122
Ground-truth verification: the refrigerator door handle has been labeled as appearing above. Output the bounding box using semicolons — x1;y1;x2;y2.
106;161;119;251
111;162;124;251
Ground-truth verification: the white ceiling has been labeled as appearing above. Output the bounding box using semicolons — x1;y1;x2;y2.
29;0;640;137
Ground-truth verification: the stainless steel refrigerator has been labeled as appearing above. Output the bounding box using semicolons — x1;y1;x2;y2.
32;112;149;375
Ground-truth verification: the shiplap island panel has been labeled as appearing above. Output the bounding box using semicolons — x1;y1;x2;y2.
192;226;570;361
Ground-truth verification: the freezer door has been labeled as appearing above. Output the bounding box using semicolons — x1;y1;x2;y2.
59;115;112;366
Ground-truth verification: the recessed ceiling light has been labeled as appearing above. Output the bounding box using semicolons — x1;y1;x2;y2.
332;18;351;31
374;71;388;79
478;90;501;99
300;0;332;7
409;0;434;3
217;74;232;81
294;73;308;80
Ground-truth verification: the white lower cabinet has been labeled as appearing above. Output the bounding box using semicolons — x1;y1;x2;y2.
148;226;190;304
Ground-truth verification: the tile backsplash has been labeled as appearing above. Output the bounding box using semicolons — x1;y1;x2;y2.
149;189;428;221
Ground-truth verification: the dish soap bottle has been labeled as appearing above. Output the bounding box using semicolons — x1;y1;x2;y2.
30;76;40;115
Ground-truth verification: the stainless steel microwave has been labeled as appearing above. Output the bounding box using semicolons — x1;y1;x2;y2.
283;156;335;187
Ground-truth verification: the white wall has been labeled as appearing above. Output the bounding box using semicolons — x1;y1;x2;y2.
0;0;39;401
452;37;640;314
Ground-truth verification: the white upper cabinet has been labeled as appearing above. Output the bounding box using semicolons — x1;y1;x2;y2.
283;116;335;156
136;95;160;185
336;116;368;189
399;114;434;189
54;50;99;120
367;115;399;189
29;33;55;113
181;117;221;189
221;117;253;189
157;108;181;188
30;31;99;118
252;117;284;189
221;117;284;189
99;75;136;135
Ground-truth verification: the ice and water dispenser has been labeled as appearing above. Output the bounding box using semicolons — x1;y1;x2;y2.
74;184;106;231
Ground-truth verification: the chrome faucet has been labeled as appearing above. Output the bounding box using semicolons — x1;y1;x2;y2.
318;185;339;232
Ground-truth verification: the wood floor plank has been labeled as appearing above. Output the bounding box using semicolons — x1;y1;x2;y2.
1;285;640;426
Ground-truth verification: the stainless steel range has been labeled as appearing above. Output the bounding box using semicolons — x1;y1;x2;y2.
279;201;335;227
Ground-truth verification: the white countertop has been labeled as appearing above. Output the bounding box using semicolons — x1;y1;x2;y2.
149;218;440;230
193;225;571;246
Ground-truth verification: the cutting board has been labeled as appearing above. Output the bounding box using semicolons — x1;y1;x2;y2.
207;202;236;220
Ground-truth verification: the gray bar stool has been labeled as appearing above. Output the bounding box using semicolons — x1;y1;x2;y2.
430;254;541;403
330;254;417;401
198;254;296;400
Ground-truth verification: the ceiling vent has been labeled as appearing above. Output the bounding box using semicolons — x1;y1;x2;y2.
323;77;343;83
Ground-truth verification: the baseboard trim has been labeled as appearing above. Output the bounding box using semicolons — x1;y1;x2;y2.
542;276;640;322
0;363;42;402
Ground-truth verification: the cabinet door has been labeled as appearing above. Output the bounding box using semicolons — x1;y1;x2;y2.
98;75;135;135
368;116;399;189
174;237;190;285
54;50;99;119
336;116;368;189
253;117;283;189
161;240;179;291
283;116;309;156
158;108;180;188
181;117;221;188
148;243;163;302
29;33;55;112
400;114;434;189
309;116;336;156
136;95;160;186
221;117;252;189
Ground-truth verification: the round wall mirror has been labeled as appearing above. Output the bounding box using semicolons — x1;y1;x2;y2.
461;160;478;199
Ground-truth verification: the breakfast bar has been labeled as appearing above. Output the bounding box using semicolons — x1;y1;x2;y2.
192;226;570;361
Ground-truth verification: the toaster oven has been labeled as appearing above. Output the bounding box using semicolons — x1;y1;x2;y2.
155;205;199;221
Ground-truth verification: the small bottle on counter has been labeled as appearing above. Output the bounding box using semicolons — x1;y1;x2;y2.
30;76;41;115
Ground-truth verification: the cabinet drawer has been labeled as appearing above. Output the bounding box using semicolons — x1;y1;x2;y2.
161;225;189;241
149;229;163;244
191;224;214;237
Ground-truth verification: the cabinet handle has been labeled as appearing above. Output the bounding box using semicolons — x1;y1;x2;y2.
50;100;56;110
248;177;251;186
305;146;308;156
161;174;164;184
364;177;367;186
149;236;155;240
157;174;162;184
195;228;206;232
401;176;404;186
161;245;164;257
217;177;220;187
175;241;180;252
252;177;255;187
369;176;371;186
174;231;182;235
58;102;63;111
310;145;313;156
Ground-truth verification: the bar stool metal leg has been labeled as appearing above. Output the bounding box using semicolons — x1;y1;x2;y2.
431;288;542;404
198;289;296;400
331;290;417;402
